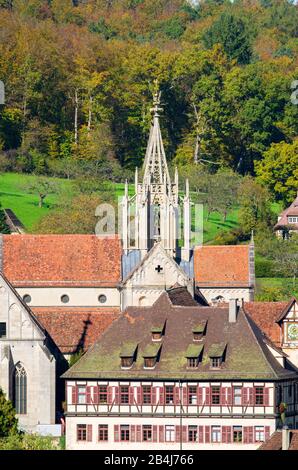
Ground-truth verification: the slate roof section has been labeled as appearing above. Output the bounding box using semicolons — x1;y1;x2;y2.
32;307;119;353
244;301;288;346
194;245;251;287
2;235;122;287
275;193;298;229
63;291;298;380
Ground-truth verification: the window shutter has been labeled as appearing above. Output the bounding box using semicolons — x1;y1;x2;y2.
197;387;203;405
72;386;77;404
183;387;188;406
93;386;99;404
131;425;136;442
205;426;211;443
198;426;204;443
107;386;113;405
205;387;211;406
174;387;180;405
220;387;226;405
86;386;91;404
227;426;232;443
153;425;158;442
114;386;120;405
264;387;270;406
136;425;141;442
227;387;233;406
129;387;135;405
242;387;249;405
243;427;249;444
152;387;157;405
114;425;120;442
159;387;165;405
222;426;227;443
159;426;164;442
137;387;142;405
265;426;271;441
182;426;187;443
249;388;254;405
249;426;254;443
87;424;92;442
175;426;181;443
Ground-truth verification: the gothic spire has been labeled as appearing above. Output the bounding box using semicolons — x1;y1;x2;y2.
142;80;171;192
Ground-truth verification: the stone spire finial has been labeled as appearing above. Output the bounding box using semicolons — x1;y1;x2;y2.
250;229;254;245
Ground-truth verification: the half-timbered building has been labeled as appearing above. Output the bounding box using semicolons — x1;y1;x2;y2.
63;287;298;450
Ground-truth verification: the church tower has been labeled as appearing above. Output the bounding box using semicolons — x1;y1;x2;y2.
121;83;192;278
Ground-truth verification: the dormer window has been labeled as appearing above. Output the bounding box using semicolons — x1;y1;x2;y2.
120;343;137;369
185;344;204;369
209;343;226;370
151;321;166;342
192;322;207;342
143;344;161;369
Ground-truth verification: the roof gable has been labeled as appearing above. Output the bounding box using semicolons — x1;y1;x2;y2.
275;298;298;322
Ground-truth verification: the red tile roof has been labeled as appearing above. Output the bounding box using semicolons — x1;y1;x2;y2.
259;430;298;450
244;302;288;346
2;235;122;287
275;193;298;228
194;245;251;287
32;307;119;353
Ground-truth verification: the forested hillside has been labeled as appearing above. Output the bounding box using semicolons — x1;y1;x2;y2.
0;0;297;203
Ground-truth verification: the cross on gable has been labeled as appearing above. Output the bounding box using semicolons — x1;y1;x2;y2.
155;265;163;273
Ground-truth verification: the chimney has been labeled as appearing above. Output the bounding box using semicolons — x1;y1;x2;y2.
282;426;290;451
229;298;238;323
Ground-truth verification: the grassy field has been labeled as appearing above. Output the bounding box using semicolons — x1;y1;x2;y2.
0;173;241;242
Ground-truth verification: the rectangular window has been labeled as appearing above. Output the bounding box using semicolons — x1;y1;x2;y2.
255;426;264;442
211;357;221;369
188;386;197;405
255;387;264;405
0;322;6;338
99;386;107;404
211;426;221;443
233;387;242;406
188;426;198;442
211;386;220;405
77;386;86;404
143;425;152;442
187;358;198;368
120;425;130;441
120;386;129;405
165;386;174;405
142;385;152;405
77;424;87;441
144;357;156;368
165;425;175;442
121;357;133;368
233;426;242;443
98;425;108;442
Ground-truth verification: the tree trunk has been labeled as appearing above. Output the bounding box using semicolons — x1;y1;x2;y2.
87;96;93;134
39;194;46;208
74;89;79;145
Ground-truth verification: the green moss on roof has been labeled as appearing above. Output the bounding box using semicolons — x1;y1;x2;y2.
185;344;204;358
151;325;163;333
192;322;207;333
120;342;138;358
142;343;161;358
208;343;226;358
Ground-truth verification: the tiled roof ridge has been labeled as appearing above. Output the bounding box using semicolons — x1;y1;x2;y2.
275;297;298;323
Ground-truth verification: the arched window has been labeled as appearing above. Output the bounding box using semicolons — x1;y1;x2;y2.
13;364;27;415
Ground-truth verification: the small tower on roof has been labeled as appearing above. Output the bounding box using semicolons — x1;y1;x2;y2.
121;80;191;263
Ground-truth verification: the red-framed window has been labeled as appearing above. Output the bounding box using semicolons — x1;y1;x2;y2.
233;426;243;443
188;386;197;405
77;424;92;442
120;425;130;441
211;386;221;405
165;386;174;405
255;387;264;405
143;425;152;442
77;386;87;404
120;386;129;404
188;426;198;442
98;386;108;404
142;385;152;404
254;426;265;442
98;425;108;442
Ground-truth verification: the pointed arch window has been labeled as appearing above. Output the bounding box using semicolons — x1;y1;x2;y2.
13;363;27;414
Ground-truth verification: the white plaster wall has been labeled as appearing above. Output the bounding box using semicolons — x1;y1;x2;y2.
200;288;252;304
16;287;120;307
65;416;276;451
